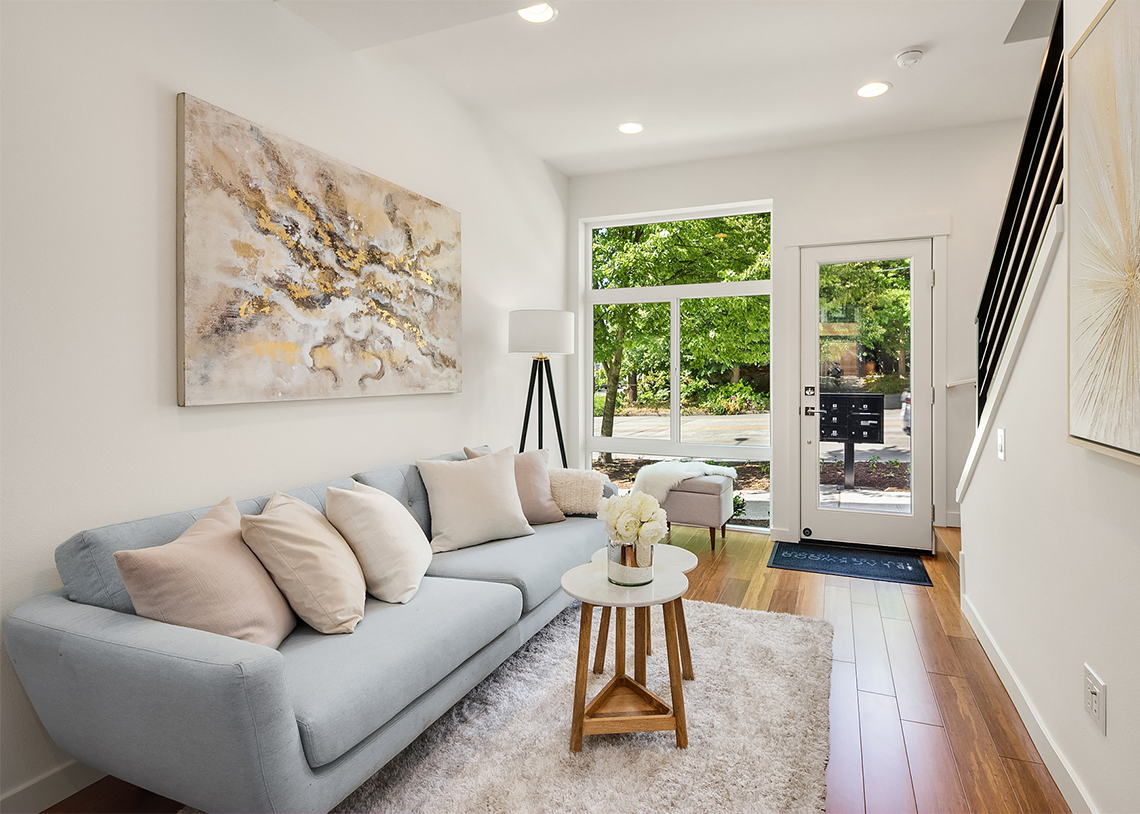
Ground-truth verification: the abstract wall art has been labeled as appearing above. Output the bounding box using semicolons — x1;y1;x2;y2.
177;94;461;406
1067;0;1140;463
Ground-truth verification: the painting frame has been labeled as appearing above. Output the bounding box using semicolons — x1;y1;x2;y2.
1066;0;1140;464
177;94;462;407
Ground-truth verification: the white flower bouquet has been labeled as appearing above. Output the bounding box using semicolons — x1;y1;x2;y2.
597;491;668;586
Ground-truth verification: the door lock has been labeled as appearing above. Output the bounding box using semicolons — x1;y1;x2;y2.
804;386;816;396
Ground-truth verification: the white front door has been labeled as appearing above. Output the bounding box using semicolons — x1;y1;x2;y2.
798;240;933;550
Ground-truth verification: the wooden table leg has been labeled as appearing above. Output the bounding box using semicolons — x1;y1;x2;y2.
634;606;647;687
646;611;652;656
570;603;594;752
593;605;611;674
615;607;626;676
674;598;694;680
662;600;688;748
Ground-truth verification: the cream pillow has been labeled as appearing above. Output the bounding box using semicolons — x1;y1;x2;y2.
114;498;297;648
549;468;608;515
416;447;534;553
325;482;432;604
464;446;565;525
240;493;366;634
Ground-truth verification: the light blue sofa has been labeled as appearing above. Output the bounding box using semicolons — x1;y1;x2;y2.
4;453;613;813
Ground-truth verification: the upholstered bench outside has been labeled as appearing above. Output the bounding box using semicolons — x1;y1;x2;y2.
661;475;734;550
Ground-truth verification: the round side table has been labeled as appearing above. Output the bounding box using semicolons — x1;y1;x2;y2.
589;545;697;680
560;562;689;751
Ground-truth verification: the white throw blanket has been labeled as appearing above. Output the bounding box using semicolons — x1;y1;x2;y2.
631;461;737;504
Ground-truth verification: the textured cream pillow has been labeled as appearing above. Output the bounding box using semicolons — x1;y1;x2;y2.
549;468;609;515
417;447;534;553
240;493;366;634
114;498;297;648
464;446;565;525
325;482;432;604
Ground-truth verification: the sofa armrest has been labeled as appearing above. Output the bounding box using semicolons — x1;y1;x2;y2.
4;594;299;812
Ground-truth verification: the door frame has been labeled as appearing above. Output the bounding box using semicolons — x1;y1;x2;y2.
773;214;950;550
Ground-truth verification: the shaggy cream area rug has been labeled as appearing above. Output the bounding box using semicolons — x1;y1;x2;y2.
334;600;833;814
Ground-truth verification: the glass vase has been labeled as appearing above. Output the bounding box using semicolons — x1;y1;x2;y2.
607;539;654;586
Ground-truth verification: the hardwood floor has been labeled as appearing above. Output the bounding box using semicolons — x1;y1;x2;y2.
669;524;1070;814
45;526;1068;814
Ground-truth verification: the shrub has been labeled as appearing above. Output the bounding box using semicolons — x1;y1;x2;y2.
864;373;908;394
701;382;770;415
733;493;746;518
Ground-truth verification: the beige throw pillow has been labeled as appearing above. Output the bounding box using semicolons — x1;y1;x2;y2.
416;447;534;553
549;468;608;515
240;493;366;634
114;498;297;648
464;446;565;525
325;482;432;604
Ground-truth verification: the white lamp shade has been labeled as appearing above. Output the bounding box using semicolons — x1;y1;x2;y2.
509;310;574;355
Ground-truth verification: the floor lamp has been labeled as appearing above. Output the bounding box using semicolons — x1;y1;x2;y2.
509;310;573;467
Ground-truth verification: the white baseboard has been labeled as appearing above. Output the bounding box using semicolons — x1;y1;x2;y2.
944;509;961;527
0;760;103;814
960;593;1096;814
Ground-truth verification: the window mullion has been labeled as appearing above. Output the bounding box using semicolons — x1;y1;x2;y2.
670;298;681;444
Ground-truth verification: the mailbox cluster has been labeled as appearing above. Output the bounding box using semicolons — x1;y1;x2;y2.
819;393;885;444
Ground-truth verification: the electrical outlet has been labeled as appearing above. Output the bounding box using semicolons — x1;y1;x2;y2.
1084;663;1107;735
997;428;1005;460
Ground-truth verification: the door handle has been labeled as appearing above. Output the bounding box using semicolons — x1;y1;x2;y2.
804;406;816;416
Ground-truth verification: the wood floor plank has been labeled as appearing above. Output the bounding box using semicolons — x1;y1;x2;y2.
825;585;856;662
882;618;941;725
902;590;965;677
767;589;799;615
852;601;895;696
875;581;910;620
715;576;750;608
858;691;918;814
924;556;976;640
850;578;879;605
951;637;1043;764
44;775;182;814
1002;757;1071;814
797;572;827;619
902;721;970;814
930;673;1023;814
827;660;865;814
773;567;803;593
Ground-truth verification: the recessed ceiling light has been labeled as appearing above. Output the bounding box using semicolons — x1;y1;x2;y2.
617;122;643;134
517;3;557;23
857;81;891;98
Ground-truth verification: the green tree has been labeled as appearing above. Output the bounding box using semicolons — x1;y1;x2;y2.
818;259;911;375
591;215;771;454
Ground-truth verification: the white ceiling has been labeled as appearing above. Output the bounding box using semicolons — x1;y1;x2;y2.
280;0;1053;177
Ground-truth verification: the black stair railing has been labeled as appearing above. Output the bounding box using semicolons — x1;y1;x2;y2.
976;3;1064;420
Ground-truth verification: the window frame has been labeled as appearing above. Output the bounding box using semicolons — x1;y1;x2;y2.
582;202;774;463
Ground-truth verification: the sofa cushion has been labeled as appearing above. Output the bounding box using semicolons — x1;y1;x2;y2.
426;516;604;612
55;479;356;614
278;576;522;768
351;451;469;538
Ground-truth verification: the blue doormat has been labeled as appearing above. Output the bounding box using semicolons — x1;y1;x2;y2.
768;541;932;586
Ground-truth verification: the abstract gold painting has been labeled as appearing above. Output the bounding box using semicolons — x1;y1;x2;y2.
1067;0;1140;462
177;94;461;406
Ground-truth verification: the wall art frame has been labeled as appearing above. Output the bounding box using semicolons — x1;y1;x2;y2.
177;94;462;406
1066;0;1140;464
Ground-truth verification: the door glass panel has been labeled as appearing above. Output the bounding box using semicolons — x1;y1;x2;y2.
592;302;670;439
816;259;912;515
679;295;771;447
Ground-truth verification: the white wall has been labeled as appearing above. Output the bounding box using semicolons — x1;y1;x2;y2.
960;231;1140;813
0;1;568;807
567;120;1024;539
958;3;1140;812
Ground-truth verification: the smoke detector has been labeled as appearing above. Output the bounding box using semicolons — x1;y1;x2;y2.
896;50;924;68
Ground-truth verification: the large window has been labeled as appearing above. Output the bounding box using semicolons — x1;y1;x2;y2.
585;210;772;464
